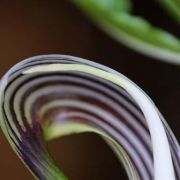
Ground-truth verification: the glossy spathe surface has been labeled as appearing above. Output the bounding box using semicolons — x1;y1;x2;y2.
0;55;179;179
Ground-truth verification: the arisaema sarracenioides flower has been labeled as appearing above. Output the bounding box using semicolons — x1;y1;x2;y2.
0;55;179;180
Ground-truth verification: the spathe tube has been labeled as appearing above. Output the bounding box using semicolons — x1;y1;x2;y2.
0;55;179;179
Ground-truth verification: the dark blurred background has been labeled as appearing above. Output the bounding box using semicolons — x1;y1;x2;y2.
0;0;179;179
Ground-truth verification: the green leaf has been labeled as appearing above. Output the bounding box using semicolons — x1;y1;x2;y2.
157;0;180;22
73;0;180;64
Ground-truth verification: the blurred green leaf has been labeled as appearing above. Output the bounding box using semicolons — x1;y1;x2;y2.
157;0;180;22
73;0;180;64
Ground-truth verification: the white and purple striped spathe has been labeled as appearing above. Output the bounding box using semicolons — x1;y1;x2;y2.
0;55;179;180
